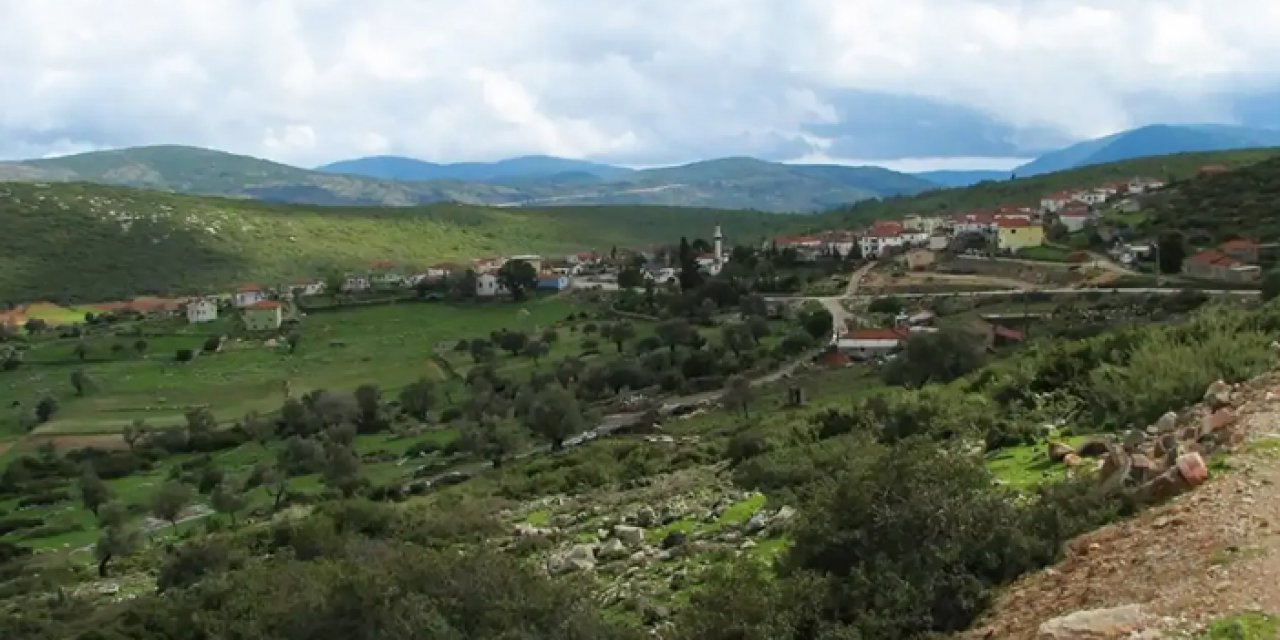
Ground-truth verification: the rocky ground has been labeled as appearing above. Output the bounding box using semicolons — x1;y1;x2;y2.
964;372;1280;639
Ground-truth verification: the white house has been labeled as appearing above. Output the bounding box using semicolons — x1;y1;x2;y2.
475;272;509;297
186;298;218;324
950;213;998;235
836;328;908;360
342;276;371;292
859;229;905;258
1057;211;1092;233
903;214;947;235
1128;177;1165;193
507;254;544;273
234;284;266;308
1080;190;1109;206
928;232;950;251
901;230;929;246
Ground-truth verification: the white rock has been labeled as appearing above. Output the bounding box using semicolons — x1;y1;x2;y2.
613;524;645;548
598;538;628;561
1038;604;1147;639
1154;411;1177;432
547;544;597;575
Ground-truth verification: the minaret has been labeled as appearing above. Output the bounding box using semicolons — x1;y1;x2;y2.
714;225;724;262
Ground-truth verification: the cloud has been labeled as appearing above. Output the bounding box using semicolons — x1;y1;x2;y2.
0;0;1278;166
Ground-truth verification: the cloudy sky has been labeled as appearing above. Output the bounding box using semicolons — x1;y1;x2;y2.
2;0;1279;169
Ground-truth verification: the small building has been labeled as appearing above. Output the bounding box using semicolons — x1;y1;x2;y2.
859;228;905;259
1182;250;1261;283
1057;210;1092;233
903;214;947;235
507;254;544;273
996;218;1045;252
1128;177;1165;193
1219;239;1259;264
186;298;218;324
903;248;936;271
836;328;908;360
243;300;283;332
928;232;950;251
475;272;509;297
342;276;371;292
234;284;266;308
537;274;571;291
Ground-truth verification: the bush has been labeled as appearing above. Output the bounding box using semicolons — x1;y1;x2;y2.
868;296;905;314
202;336;221;353
17;489;70;507
726;430;771;464
175;348;195;362
777;331;814;357
0;516;44;536
156;537;247;592
321;499;399;538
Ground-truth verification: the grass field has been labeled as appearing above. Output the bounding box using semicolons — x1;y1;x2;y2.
1;297;588;443
1015;245;1076;263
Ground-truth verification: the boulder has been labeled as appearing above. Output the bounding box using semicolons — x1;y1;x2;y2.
772;505;797;524
1122;429;1147;453
1201;408;1237;436
1204;380;1232;410
1097;446;1132;491
1176;452;1209;487
547;544;597;575
1127;453;1161;484
744;511;770;534
634;506;656;527
515;524;555;538
1038;604;1148;639
1063;453;1083;468
1134;467;1190;505
613;525;645;549
1154;411;1178;433
1048;441;1075;463
1077;440;1110;458
598;537;628;561
661;531;687;549
1153;434;1177;460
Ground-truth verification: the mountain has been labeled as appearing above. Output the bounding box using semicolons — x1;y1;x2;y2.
0;182;796;304
1014;124;1280;176
0;146;933;212
912;170;1011;187
815;148;1280;230
317;155;634;182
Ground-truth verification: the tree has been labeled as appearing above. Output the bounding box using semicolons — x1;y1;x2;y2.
496;330;529;356
202;336;221;353
604;322;635;353
721;322;755;357
35;396;58;424
241;411;274;447
79;465;110;516
461;418;525;467
209;480;246;527
152;481;195;532
746;315;771;344
72;342;88;361
656;319;697;353
868;296;905;314
555;356;584;388
122;419;146;452
354;384;383;433
678;237;704;290
134;339;149;357
95;516;140;578
800;307;834;341
618;267;644;289
70;370;93;396
323;444;362;498
1264;268;1280;302
24;318;48;334
1157;231;1186;274
522;339;549;365
469;337;496;363
497;259;538;301
882;327;987;388
399;378;436;422
323;270;346;298
286;332;302;354
721;375;753;418
523;387;585;450
1046;220;1070;242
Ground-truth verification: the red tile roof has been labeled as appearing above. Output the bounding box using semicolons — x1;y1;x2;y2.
993;325;1024;341
1220;239;1257;252
840;328;909;341
1188;250;1245;268
238;283;263;293
247;300;282;310
996;217;1032;228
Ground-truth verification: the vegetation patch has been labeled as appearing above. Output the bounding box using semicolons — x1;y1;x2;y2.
1200;611;1278;639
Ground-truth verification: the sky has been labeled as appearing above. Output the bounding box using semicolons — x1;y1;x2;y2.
2;0;1280;169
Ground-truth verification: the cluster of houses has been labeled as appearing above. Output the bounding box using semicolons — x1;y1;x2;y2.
830;309;1025;362
773;176;1173;265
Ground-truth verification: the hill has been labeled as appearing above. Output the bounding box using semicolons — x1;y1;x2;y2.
912;169;1010;187
0;146;933;212
1141;154;1280;244
1014;124;1280;176
0;181;794;304
813;148;1280;230
317;154;634;182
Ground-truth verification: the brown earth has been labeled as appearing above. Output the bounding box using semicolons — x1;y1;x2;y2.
963;372;1280;639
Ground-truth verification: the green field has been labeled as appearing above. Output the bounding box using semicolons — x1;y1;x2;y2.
1015;245;1076;263
1;298;587;441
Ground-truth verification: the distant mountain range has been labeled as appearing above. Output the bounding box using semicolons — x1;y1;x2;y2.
0;146;934;213
1012;124;1280;177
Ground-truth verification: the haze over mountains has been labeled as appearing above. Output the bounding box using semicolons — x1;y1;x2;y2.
1;123;1279;210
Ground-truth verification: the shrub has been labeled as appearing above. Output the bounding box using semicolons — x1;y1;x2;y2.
175;348;195;362
726;430;771;464
0;516;44;536
17;489;70;507
202;336;221;353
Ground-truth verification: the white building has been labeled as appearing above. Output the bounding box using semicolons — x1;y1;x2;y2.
836;328;908;360
901;230;929;246
507;254;544;273
1080;190;1109;206
859;230;906;258
903;214;947;236
475;272;509;297
186;298;218;324
928;232;950;251
234;284;265;308
342;276;371;292
1128;177;1166;193
1057;211;1092;233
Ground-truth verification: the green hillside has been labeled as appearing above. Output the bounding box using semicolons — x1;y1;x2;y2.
813;147;1280;229
0;182;792;304
1141;155;1280;243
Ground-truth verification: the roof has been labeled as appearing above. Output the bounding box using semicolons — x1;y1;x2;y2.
993;325;1024;341
840;328;909;341
238;283;263;293
246;300;282;311
867;228;901;239
1187;250;1245;268
996;217;1032;229
1059;210;1090;218
1220;239;1257;252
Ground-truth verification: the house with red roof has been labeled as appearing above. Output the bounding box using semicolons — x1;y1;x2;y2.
1056;207;1094;233
243;300;284;332
995;216;1045;252
1182;249;1261;283
859;227;905;258
836;327;909;360
951;212;998;235
1219;238;1259;264
234;283;266;308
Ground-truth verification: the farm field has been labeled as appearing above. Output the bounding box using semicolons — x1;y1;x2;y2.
1;298;587;444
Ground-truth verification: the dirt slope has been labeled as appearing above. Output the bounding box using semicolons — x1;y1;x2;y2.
964;372;1280;638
